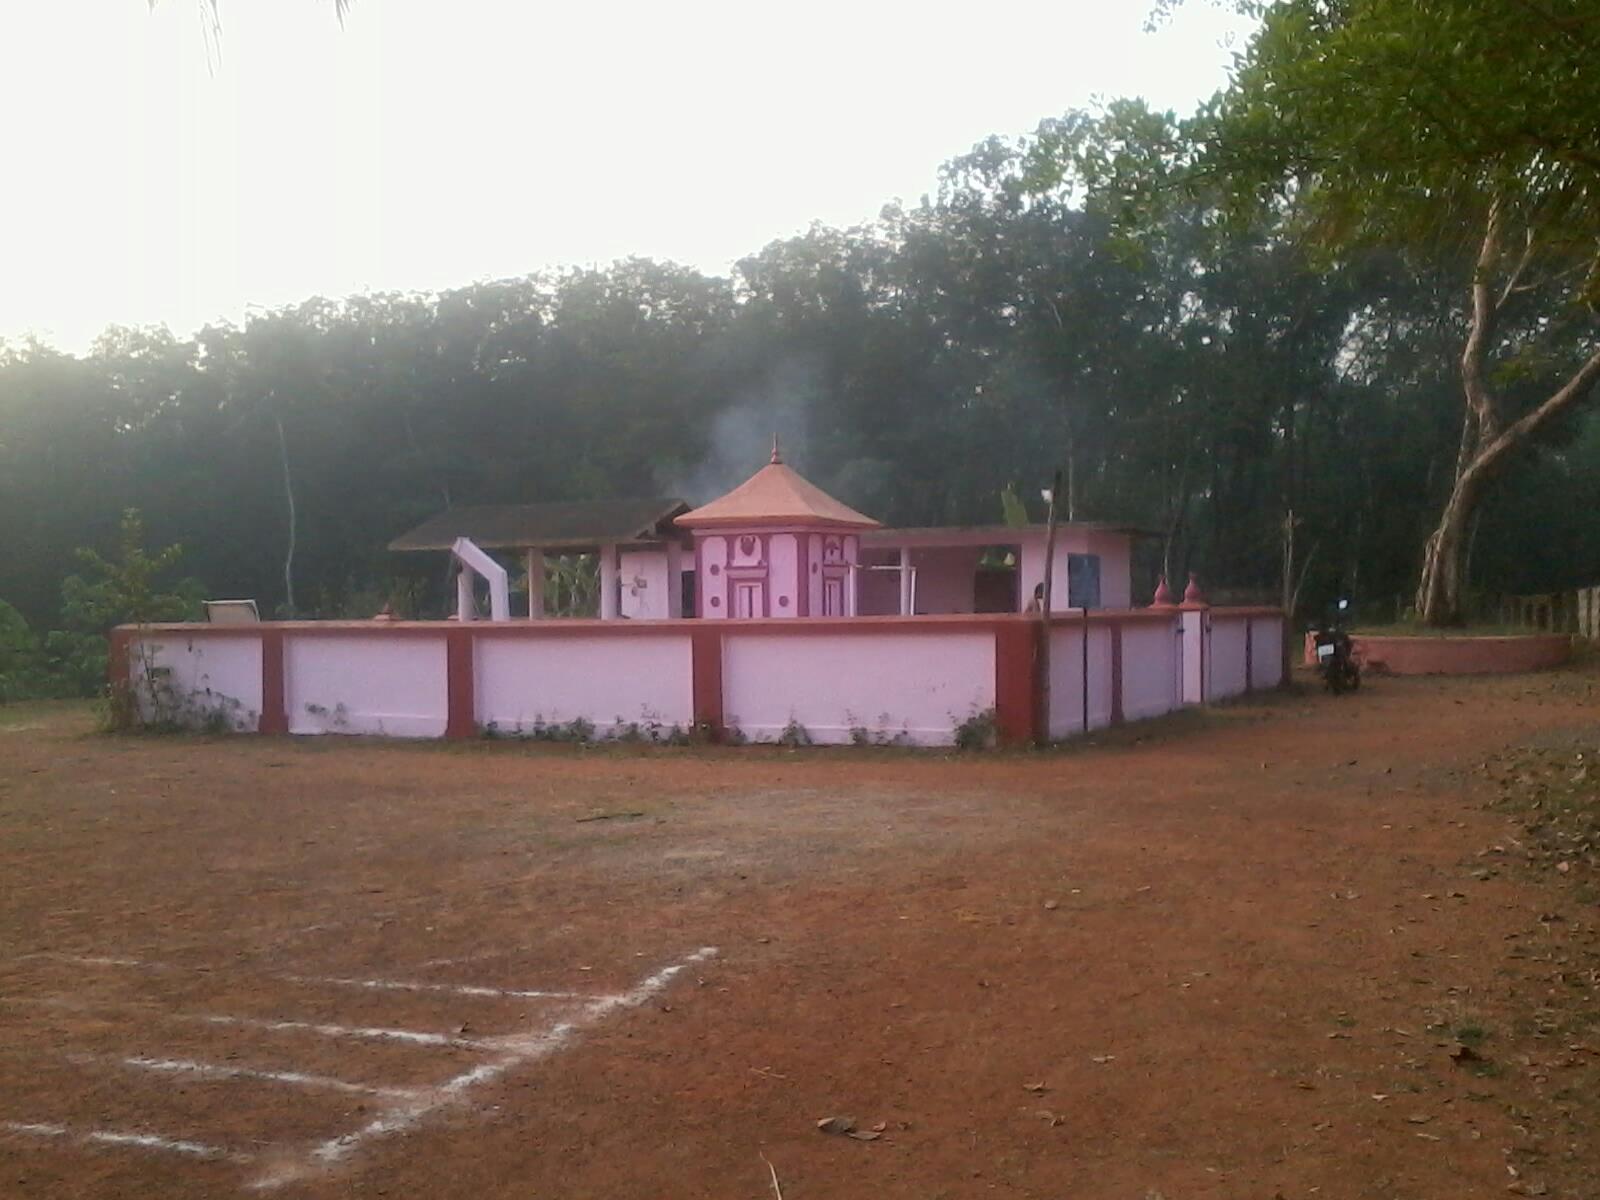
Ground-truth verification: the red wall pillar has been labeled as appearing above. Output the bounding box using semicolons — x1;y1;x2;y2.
259;629;288;734
690;627;724;740
445;628;476;739
995;619;1039;747
107;627;132;725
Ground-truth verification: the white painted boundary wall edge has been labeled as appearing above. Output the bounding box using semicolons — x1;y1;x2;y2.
123;609;1285;748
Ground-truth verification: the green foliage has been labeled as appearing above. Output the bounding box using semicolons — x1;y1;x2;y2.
1200;0;1600;274
777;717;813;748
952;707;998;752
0;600;50;703
0;510;205;701
999;484;1031;527
503;715;596;743
61;509;203;630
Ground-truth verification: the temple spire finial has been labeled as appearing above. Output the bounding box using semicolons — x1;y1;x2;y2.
770;433;783;464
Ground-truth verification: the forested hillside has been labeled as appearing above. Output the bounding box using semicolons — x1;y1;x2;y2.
3;103;1598;648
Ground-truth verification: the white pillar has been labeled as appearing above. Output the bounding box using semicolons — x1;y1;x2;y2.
525;549;545;619
665;540;683;619
1180;608;1208;704
598;543;618;620
898;547;913;616
456;565;475;622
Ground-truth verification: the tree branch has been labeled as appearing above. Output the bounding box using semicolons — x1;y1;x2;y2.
1461;198;1505;443
1465;343;1600;490
1496;226;1538;310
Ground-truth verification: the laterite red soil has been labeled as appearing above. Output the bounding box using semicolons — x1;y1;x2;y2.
2;664;1598;1199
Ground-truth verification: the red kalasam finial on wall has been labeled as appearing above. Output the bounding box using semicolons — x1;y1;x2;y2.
1181;572;1208;607
1151;575;1176;608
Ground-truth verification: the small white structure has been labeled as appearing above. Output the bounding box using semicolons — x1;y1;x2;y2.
451;537;510;622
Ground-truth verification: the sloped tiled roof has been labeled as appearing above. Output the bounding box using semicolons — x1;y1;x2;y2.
675;451;879;530
388;498;689;552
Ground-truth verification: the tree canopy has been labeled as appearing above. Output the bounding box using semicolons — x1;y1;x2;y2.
1181;0;1600;621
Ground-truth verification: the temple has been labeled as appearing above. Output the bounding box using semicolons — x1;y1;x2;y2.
389;440;1147;622
118;445;1285;748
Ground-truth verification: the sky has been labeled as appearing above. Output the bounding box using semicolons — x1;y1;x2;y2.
0;0;1256;353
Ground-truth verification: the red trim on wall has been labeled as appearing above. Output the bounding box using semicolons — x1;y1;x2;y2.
259;629;288;734
107;627;132;712
994;620;1038;747
445;628;475;739
121;608;1255;640
1110;623;1124;724
690;627;724;740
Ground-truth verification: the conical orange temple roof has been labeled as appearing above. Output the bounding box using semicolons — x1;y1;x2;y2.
676;443;880;531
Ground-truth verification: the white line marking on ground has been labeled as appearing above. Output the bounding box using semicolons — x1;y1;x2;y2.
250;946;719;1191
280;973;595;1001
1;1119;248;1163
198;1013;488;1049
30;953;603;1003
0;996;487;1050
72;1054;420;1099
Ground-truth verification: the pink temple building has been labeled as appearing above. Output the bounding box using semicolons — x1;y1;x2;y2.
388;440;1144;624
675;443;878;620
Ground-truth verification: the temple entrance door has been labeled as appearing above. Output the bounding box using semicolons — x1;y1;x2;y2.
822;576;845;617
734;580;764;618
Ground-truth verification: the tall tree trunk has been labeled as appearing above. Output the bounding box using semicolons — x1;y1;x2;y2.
274;413;298;616
1415;472;1483;625
1413;200;1600;625
1416;345;1600;623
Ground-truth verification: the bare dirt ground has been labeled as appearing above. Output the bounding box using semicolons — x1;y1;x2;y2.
2;663;1599;1200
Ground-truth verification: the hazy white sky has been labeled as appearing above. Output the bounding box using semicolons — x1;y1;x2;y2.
0;1;1254;351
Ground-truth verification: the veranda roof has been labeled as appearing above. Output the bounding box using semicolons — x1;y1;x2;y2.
388;497;690;553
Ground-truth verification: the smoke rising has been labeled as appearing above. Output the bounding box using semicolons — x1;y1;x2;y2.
663;357;821;504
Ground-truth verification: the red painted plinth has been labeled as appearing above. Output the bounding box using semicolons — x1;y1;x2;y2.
1304;632;1572;675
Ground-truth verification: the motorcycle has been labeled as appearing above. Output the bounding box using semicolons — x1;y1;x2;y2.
1312;599;1361;694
